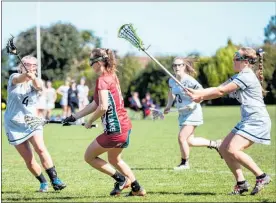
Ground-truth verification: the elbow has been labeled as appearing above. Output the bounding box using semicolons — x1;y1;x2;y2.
217;87;226;97
99;105;108;112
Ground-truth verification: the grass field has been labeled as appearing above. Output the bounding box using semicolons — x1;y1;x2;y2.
2;106;276;202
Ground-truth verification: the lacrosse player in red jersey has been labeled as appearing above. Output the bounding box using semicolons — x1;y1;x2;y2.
4;55;66;192
63;48;146;197
164;57;221;170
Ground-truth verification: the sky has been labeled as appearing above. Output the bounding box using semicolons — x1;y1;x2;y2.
1;2;275;57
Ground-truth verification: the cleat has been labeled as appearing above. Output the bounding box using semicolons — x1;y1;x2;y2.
51;178;66;191
229;181;250;195
127;187;146;196
208;139;223;159
38;182;48;192
110;177;131;196
251;175;271;195
174;162;190;170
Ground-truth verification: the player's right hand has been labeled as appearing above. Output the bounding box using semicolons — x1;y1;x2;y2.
63;114;76;124
163;107;170;114
25;72;36;80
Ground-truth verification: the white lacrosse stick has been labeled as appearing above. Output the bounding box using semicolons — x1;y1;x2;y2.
24;115;98;130
118;24;188;90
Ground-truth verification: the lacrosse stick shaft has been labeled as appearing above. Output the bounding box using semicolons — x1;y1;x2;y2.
47;120;97;127
142;49;186;90
16;54;29;73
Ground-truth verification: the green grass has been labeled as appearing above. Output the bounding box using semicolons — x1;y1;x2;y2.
2;106;276;202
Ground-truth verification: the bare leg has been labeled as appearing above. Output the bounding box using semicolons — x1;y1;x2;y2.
108;148;136;182
15;141;42;176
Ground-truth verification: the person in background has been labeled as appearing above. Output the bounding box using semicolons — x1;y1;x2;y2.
56;80;70;119
77;77;89;123
45;81;57;120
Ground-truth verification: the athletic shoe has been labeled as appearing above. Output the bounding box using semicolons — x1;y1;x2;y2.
51;178;66;191
38;182;48;192
251;175;271;195
126;187;146;196
110;177;131;196
229;181;250;195
174;162;190;170
208;139;223;158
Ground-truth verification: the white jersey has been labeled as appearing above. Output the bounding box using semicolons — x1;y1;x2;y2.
225;67;271;145
77;84;89;105
169;75;203;127
226;67;269;119
58;85;69;106
4;73;43;145
45;87;56;110
77;85;89;100
169;75;202;109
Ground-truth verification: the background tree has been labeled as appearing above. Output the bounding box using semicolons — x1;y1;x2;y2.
264;15;276;44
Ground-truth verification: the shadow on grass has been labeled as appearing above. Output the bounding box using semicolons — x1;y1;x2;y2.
2;195;92;201
147;191;216;196
1;191;20;194
131;167;171;171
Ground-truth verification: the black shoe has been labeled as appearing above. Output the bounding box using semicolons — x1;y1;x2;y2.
110;178;130;196
229;181;250;195
51;178;66;191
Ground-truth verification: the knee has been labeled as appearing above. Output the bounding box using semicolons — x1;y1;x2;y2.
84;153;98;164
178;135;187;143
108;157;121;166
25;158;37;168
34;145;47;155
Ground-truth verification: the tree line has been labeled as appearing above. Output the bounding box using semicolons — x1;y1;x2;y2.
2;16;276;106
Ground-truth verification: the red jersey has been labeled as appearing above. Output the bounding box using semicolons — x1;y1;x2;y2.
93;74;132;135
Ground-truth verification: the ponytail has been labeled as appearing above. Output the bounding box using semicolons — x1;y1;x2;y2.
256;48;267;96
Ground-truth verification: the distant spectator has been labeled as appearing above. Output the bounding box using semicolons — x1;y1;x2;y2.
36;80;46;118
68;80;79;114
56;80;70;119
77;77;89;123
129;92;142;112
141;92;156;119
45;81;57;120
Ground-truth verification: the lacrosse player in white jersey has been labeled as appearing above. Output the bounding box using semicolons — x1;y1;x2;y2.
164;57;221;170
4;55;66;192
186;47;271;195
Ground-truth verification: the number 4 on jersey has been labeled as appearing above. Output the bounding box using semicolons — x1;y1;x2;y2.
22;96;29;107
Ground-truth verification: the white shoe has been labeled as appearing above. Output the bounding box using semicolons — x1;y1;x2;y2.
174;163;190;170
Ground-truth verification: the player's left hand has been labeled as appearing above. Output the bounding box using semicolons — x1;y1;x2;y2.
84;120;93;129
185;88;203;103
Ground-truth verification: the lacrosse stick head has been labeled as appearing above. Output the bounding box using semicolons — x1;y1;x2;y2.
150;108;164;120
118;24;145;50
6;35;19;55
24;115;46;130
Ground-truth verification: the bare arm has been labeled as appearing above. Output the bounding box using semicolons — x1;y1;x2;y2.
74;100;98;119
186;82;239;103
165;90;175;109
12;73;42;91
86;90;108;124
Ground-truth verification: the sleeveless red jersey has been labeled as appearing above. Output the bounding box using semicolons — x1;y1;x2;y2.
93;73;132;135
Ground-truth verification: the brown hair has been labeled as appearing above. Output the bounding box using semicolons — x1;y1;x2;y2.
239;47;266;95
91;48;117;74
173;57;197;76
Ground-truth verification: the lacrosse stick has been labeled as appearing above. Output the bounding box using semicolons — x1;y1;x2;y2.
118;24;186;90
6;34;29;73
24;115;98;130
150;106;191;120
